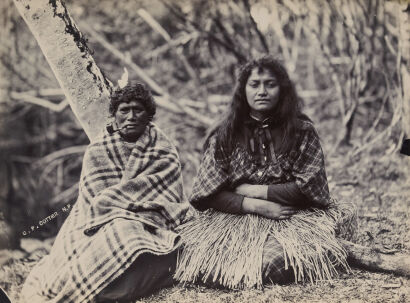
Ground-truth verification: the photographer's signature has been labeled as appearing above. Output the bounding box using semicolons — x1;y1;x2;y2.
21;203;72;236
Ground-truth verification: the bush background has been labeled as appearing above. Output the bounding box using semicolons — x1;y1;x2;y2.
0;0;408;302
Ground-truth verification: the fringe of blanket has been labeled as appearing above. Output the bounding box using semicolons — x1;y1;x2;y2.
175;202;356;290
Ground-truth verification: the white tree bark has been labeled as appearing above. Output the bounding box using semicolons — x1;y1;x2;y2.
13;0;111;141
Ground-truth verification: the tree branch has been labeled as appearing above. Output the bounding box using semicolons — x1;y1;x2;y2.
160;0;247;63
137;9;203;96
144;32;199;59
80;22;213;126
10;91;68;112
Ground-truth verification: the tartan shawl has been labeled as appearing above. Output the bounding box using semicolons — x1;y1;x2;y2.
21;123;189;303
191;119;330;208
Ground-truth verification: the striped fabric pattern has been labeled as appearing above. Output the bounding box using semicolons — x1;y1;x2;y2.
21;123;189;303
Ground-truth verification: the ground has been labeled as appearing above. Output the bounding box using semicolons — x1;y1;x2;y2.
0;138;409;302
145;270;408;303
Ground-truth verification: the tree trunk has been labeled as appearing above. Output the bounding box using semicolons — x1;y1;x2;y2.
12;0;410;279
13;0;111;141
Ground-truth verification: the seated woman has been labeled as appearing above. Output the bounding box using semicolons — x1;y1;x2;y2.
21;83;189;302
175;55;354;289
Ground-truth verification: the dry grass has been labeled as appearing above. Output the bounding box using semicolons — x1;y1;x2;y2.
140;270;409;303
1;151;408;303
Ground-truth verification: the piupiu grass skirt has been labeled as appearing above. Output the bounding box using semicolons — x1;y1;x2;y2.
175;200;356;289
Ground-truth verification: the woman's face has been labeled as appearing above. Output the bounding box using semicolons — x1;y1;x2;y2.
114;100;149;141
245;68;280;119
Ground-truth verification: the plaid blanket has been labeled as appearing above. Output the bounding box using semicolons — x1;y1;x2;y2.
21;123;189;303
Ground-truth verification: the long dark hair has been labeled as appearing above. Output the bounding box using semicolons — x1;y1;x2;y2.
207;55;306;158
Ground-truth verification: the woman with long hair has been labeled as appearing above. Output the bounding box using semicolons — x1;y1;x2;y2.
175;55;354;289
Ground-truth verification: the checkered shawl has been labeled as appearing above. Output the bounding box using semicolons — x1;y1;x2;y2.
21;123;189;303
191;120;330;207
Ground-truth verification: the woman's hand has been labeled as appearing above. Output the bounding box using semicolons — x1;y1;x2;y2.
242;197;298;220
235;183;268;200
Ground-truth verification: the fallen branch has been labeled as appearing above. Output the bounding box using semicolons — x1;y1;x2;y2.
341;240;410;277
